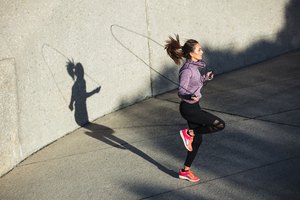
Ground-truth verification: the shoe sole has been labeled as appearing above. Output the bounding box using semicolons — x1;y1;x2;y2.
179;175;200;182
180;130;193;151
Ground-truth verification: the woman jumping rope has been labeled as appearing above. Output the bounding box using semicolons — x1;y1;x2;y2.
165;35;225;182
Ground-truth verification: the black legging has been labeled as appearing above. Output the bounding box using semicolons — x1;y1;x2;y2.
179;101;225;167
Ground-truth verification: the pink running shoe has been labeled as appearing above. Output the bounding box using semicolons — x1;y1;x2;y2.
179;169;200;182
180;128;193;151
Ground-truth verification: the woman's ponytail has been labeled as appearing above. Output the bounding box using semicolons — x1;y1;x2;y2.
165;34;183;65
165;35;199;65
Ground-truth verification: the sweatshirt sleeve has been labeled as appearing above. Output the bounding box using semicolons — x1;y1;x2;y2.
202;73;208;82
178;68;193;100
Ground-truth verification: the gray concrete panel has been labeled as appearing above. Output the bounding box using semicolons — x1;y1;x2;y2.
0;58;20;176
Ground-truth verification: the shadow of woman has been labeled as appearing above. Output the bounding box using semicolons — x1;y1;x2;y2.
66;60;176;177
84;123;126;150
84;122;178;178
67;60;101;126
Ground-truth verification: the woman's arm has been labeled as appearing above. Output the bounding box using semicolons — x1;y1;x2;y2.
178;69;193;100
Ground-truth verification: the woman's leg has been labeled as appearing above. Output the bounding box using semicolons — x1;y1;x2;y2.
180;102;225;133
188;109;225;135
183;110;225;166
180;102;225;169
184;133;203;167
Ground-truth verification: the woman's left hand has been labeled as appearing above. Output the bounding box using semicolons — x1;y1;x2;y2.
206;71;214;80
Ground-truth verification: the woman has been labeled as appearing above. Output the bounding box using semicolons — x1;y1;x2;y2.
165;35;225;182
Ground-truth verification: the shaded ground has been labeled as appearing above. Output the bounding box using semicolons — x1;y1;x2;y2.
0;51;299;200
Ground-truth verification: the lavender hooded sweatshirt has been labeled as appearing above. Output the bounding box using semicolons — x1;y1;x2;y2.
178;59;209;104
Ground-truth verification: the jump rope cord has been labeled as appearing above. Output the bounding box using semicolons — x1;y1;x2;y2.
110;24;196;95
42;43;101;86
41;43;70;105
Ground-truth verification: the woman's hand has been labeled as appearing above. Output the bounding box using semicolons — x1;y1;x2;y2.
191;95;200;101
206;71;214;80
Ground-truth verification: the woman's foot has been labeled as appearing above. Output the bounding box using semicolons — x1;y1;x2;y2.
179;169;200;182
180;128;194;151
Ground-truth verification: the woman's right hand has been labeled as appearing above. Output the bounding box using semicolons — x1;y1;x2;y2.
191;95;200;101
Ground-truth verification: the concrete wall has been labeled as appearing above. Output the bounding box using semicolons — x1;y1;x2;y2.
0;0;299;176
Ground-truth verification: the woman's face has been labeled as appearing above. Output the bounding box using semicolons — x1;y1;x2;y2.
190;43;203;61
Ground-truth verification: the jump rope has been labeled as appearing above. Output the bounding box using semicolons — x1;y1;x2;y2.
42;24;210;104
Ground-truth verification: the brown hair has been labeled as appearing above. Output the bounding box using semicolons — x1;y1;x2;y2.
165;34;199;65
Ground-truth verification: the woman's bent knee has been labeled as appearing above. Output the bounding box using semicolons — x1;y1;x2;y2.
213;120;225;130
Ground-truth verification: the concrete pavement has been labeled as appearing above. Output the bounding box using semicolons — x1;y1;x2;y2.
0;51;300;199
